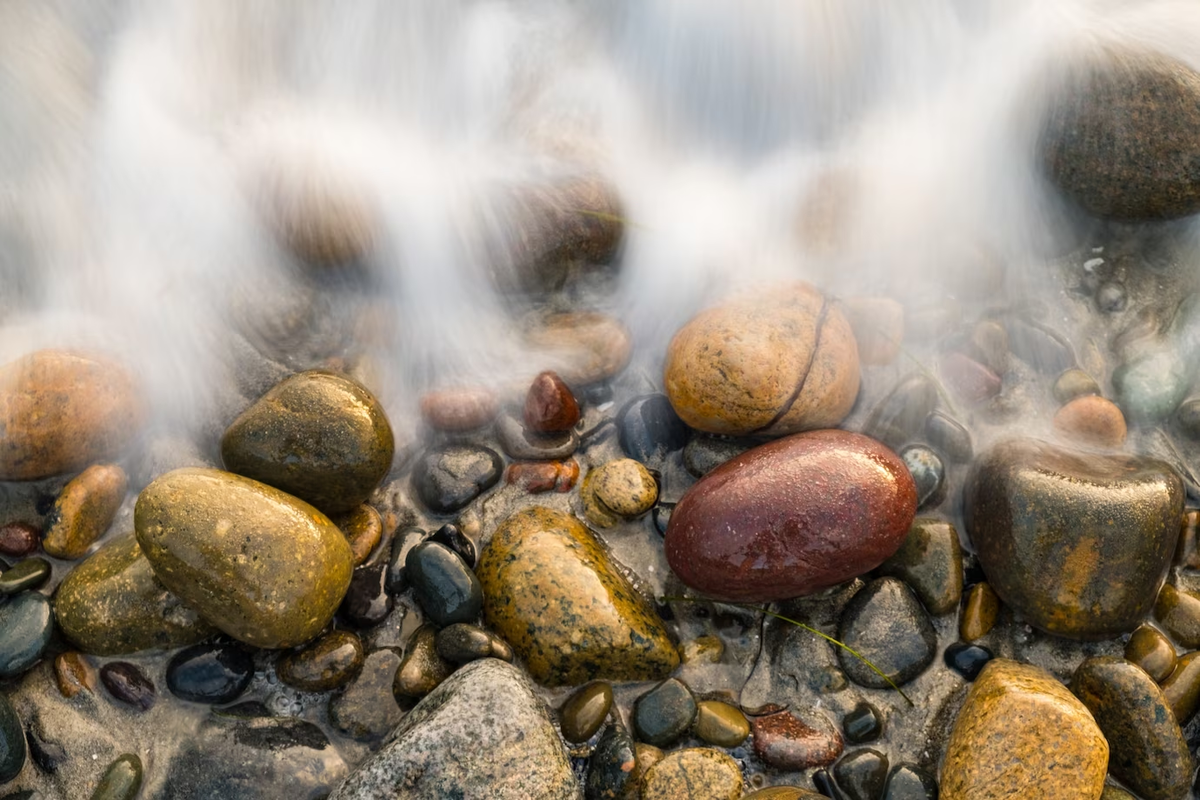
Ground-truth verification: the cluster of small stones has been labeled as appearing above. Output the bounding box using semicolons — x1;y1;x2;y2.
6;40;1200;800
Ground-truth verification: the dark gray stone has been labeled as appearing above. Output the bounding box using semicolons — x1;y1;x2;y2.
836;578;937;688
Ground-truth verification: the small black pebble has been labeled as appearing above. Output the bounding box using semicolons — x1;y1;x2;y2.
428;523;476;569
842;702;883;744
944;642;994;681
100;661;156;712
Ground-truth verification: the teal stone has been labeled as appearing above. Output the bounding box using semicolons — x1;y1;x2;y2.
0;592;53;678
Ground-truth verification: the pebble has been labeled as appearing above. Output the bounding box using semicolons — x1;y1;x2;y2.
900;446;944;509
842;703;883;744
875;517;963;615
843;296;904;366
277;629;364;691
135;468;354;649
89;753;142;800
220;370;395;515
385;526;426;595
652;503;672;535
524;311;633;386
1124;624;1177;682
339;562;394;629
882;764;939;800
751;709;844;770
53;532;215;655
524;370;580;433
811;770;840;798
166;642;254;704
693;700;749;747
100;661;156;712
617;394;690;465
666;430;916;602
837;577;937;688
427;523;477;569
329;648;404;740
585;724;641;800
419;387;498;432
1161;651;1200;725
0;692;25;784
406;541;482;626
0;558;50;595
1100;787;1137;800
1070;656;1192;800
863;372;939;451
632;678;696;747
1113;346;1191;423
938;351;1001;404
334;504;383;567
54;651;96;698
664;282;859;436
1005;320;1074;374
742;789;825;800
495;408;579;460
924;411;972;463
1153;583;1200;648
478;506;678;686
964;439;1183;638
0;523;39;558
435;623;512;665
1175;509;1200;569
581;458;658;527
0;350;144;480
941;659;1107;798
639;748;744;800
959;582;1000;642
1053;368;1101;404
504;459;579;493
42;464;127;559
558;681;613;744
0;592;53;678
392;625;453;700
834;748;888;800
944;642;993;680
1053;395;1127;448
412;444;503;514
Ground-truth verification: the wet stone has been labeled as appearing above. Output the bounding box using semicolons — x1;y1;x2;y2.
0;692;25;784
1006;319;1074;374
100;661;155;712
0;558;50;595
385;526;426;595
1070;655;1192;800
837;577;937;688
693;700;749;748
900;446;944;509
742;789;824;800
1100;787;1137;800
558;681;613;744
842;703;883;744
875;517;963;615
1161;651;1200;725
835;749;888;800
924;411;972;463
334;504;383;567
405;541;482;627
959;581;1000;642
435;623;512;665
617;393;690;466
640;748;744;800
339;561;393;629
0;592;53;678
43;464;127;560
277;629;364;692
1153;583;1200;648
412;444;503;514
682;434;754;478
939;351;1001;404
427;523;476;569
585;724;639;800
944;642;994;681
883;764;938;800
864;372;939;451
1180;511;1200;569
1124;624;1177;683
505;459;579;494
54;651;96;698
419;387;498;432
751;709;844;771
0;523;39;558
633;678;696;747
91;753;142;800
811;770;839;798
1053;395;1127;448
524;311;633;386
1053;368;1101;404
392;624;453;700
581;458;658;527
524;370;580;433
329;648;405;740
652;503;672;535
495;408;579;460
166;642;254;705
967;319;1009;374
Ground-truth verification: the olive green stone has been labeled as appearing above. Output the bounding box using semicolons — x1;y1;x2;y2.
633;678;696;747
0;558;51;596
679;635;724;664
221;370;395;516
1153;583;1200;648
1100;787;1137;800
959;582;1000;642
1070;656;1192;800
1161;651;1200;726
558;681;613;743
742;789;825;800
277;629;364;691
90;753;142;800
134;468;354;649
1124;624;1177;683
640;748;744;800
875;518;963;615
581;459;658;528
1053;368;1101;404
693;700;749;747
54;533;216;655
44;464;127;560
393;624;453;700
477;506;678;686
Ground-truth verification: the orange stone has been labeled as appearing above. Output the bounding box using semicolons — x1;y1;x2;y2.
1053;395;1127;448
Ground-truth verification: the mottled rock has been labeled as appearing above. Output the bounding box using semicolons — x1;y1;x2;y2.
1070;656;1192;800
558;681;613;744
640;748;743;800
393;625;453;700
525;311;632;386
751;709;843;770
329;648;404;740
941;659;1107;799
959;582;1000;642
524;371;580;433
837;577;937;688
0;350;144;480
1124;624;1177;683
0;592;53;678
277;629;364;692
1053;395;1127;448
580;458;657;528
664;283;859;436
166;642;254;705
505;459;579;494
876;518;963;615
666;430;916;602
331;659;579;799
43;464;126;559
412;444;503;515
221;370;394;516
617;394;689;465
964;439;1183;638
419;387;498;432
134;468;354;649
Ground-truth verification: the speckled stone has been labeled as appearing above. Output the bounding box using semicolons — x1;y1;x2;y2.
392;624;454;700
43;464;127;559
329;648;405;740
837;577;937;688
693;700;749;747
875;518;962;615
478;506;678;686
134;468;354;649
1154;583;1200;648
1124;624;1177;683
54;533;216;655
1070;656;1192;800
964;439;1183;639
1053;395;1127;448
277;629;364;691
412;444;503;515
639;748;743;800
334;505;383;567
751;709;843;771
330;658;578;800
558;681;613;744
90;753;142;800
941;659;1107;799
221;370;395;516
1161;651;1200;726
679;635;724;665
959;582;1000;642
633;678;697;747
580;458;658;528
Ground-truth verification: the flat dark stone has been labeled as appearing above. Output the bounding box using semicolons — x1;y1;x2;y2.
100;661;156;712
632;678;696;747
0;593;53;679
167;643;255;705
837;578;937;688
339;562;393;629
405;541;482;627
412;445;503;515
617;394;690;465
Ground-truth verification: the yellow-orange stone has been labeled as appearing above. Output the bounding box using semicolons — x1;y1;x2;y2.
940;659;1108;800
1053;395;1127;448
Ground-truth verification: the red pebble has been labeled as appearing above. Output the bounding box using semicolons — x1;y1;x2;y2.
523;371;580;433
0;522;40;557
505;459;580;494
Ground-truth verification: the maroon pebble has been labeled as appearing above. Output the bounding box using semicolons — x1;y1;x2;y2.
664;429;916;602
751;709;844;770
0;522;40;557
523;371;580;433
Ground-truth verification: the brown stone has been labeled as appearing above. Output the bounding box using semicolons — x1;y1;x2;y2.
54;651;96;698
504;459;579;494
663;282;859;436
750;709;843;770
0;350;144;480
1175;509;1200;569
43;464;127;559
276;629;365;692
959;582;1000;642
1154;583;1200;649
693;700;749;747
335;505;383;567
419;387;499;432
1161;651;1200;725
523;371;580;433
843;297;904;366
1124;624;1177;683
581;458;658;528
1053;395;1127;448
941;659;1108;799
0;522;39;557
524;311;632;385
392;624;453;700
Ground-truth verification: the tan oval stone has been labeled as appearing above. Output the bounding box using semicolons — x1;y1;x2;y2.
940;659;1108;800
43;464;127;559
640;748;744;800
664;282;859;436
1053;395;1128;448
693;700;749;748
134;468;354;649
0;350;144;480
581;458;658;528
